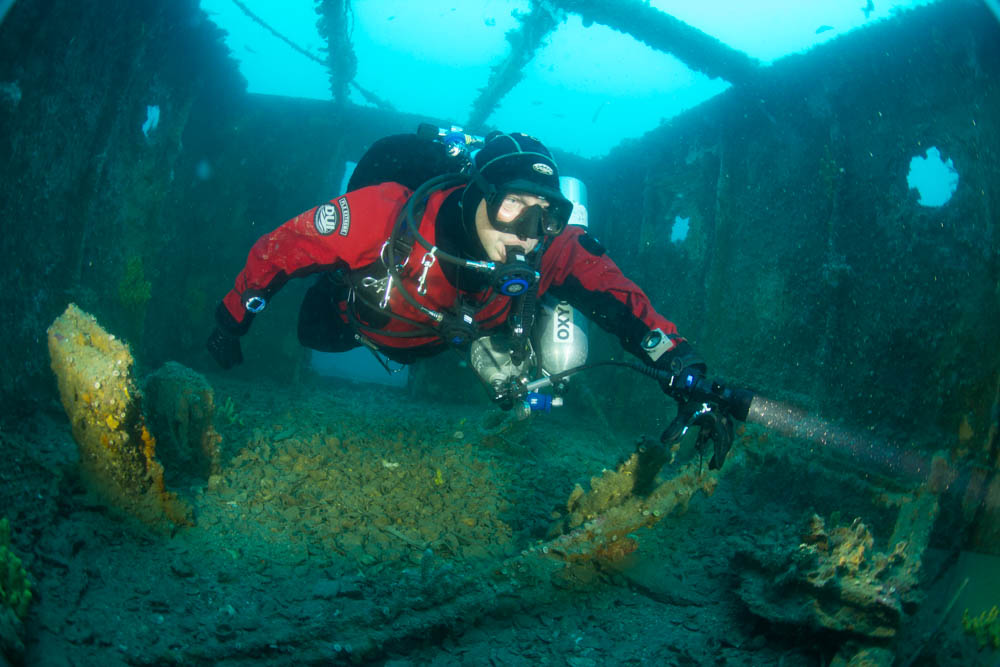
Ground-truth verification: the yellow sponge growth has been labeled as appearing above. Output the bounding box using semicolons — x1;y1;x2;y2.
47;304;191;528
0;518;32;620
963;605;1000;649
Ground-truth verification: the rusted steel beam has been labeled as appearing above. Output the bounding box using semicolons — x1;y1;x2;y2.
465;3;559;131
315;0;358;108
554;0;760;85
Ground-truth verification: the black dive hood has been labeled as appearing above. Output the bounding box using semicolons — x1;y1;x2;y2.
460;132;573;248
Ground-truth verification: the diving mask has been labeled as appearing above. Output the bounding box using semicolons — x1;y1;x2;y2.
485;181;573;239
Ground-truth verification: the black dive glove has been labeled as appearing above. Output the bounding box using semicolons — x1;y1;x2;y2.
647;335;707;399
206;303;251;370
646;334;734;470
643;332;753;471
206;326;242;369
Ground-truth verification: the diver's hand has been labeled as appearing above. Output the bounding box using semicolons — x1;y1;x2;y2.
206;326;243;369
655;338;707;400
660;399;735;470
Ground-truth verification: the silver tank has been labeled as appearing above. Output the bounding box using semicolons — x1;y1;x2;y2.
536;176;590;377
535;299;588;375
559;176;589;229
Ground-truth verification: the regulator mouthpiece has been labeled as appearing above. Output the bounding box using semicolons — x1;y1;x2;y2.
493;247;539;296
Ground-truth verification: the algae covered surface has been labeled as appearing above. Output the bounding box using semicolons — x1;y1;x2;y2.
0;364;988;666
0;301;989;665
6;375;708;665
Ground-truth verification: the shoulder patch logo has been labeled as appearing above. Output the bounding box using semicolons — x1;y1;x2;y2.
532;162;554;176
337;196;351;236
314;204;339;235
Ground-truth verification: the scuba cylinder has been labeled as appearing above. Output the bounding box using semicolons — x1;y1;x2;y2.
535;300;588;383
534;176;590;393
559;176;589;229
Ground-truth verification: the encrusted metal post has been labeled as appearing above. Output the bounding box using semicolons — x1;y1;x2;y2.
466;2;559;131
554;0;760;85
315;0;358;110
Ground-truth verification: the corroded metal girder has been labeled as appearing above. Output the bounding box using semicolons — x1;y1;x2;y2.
315;0;358;108
466;3;559;131
465;0;758;131
553;0;760;85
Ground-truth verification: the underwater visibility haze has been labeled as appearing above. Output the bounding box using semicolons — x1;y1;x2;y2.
1;0;999;665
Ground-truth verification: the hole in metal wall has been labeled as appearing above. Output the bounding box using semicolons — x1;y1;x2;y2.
907;146;958;207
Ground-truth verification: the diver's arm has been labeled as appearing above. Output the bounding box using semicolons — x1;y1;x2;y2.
540;226;683;362
216;183;409;334
206;184;408;370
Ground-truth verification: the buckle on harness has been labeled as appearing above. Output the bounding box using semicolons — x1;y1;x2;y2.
359;275;392;309
416;249;437;295
380;240;409;270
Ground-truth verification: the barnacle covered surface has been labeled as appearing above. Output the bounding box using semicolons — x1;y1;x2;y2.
47;304;191;527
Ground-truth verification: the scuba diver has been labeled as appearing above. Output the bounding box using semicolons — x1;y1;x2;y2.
206;129;747;468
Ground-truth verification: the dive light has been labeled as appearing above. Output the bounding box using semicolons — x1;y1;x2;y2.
662;370;754;423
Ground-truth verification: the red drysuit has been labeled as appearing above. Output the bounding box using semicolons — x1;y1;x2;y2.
220;182;678;361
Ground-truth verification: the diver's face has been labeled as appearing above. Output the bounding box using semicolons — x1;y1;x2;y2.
474;194;546;262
